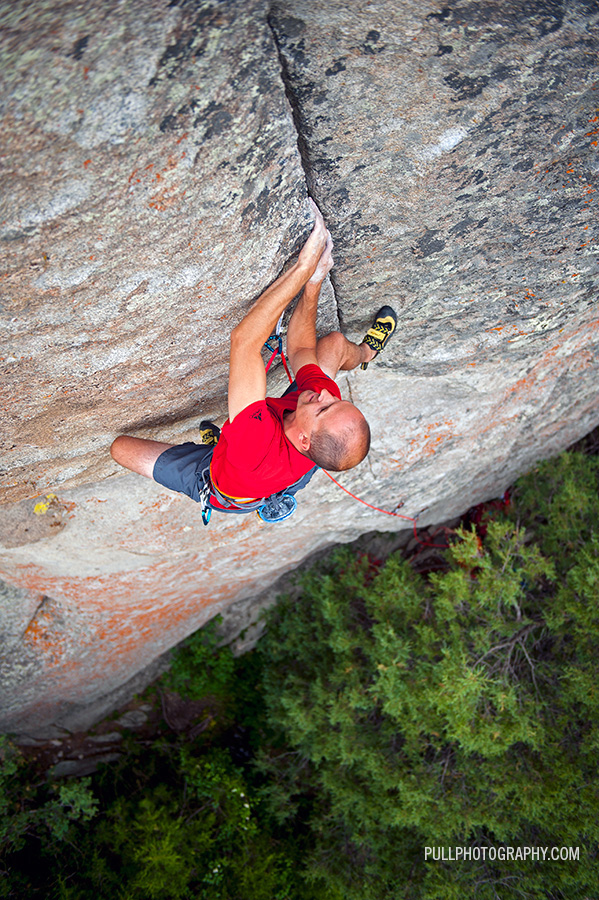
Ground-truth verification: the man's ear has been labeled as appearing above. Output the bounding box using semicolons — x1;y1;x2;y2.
298;431;311;452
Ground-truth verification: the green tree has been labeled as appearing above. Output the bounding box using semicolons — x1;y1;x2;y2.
0;736;97;899
256;451;599;899
164;615;236;700
49;742;328;900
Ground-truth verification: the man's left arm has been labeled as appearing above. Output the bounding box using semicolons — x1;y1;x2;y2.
287;231;373;380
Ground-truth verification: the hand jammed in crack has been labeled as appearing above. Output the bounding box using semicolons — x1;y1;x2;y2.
308;232;334;284
298;198;331;278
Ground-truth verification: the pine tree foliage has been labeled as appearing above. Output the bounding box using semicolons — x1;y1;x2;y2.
257;452;599;899
0;736;97;855
45;745;316;900
165;615;235;700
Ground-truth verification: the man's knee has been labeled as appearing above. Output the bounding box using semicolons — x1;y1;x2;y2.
110;435;128;464
110;435;146;474
110;435;173;478
319;330;345;348
111;435;143;467
316;331;351;378
316;330;346;359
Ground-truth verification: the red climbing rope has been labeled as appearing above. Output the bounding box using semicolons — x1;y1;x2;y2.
267;336;448;550
320;470;420;536
321;470;451;550
265;340;293;383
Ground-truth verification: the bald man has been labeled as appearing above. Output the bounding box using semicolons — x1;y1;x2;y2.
111;202;396;517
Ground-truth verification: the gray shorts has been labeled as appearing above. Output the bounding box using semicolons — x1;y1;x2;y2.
152;381;301;504
152;442;213;503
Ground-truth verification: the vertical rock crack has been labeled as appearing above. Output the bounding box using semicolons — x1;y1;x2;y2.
266;7;344;327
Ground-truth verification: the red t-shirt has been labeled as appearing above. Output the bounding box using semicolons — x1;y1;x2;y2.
210;364;341;501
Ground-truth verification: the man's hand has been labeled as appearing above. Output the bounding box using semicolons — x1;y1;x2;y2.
308;232;334;284
297;199;329;278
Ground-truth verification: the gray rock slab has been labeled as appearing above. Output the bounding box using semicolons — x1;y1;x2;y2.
87;731;123;744
1;0;598;736
51;753;121;778
116;709;150;730
270;0;598;351
0;579;42;649
0;0;320;504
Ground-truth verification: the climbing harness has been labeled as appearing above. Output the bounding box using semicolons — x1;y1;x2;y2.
198;456;316;527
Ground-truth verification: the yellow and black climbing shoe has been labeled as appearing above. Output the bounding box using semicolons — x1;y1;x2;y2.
199;420;221;447
360;305;398;369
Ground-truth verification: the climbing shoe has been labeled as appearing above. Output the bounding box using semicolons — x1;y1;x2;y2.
360;305;398;369
199;420;221;447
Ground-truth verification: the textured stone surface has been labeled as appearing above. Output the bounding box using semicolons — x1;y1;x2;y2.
268;0;599;516
270;0;598;333
1;0;598;736
0;0;321;504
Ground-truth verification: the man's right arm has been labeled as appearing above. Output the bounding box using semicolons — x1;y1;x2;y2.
227;202;329;422
228;260;312;423
286;233;334;376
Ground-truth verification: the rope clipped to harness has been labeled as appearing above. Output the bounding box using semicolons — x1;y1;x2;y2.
264;312;293;383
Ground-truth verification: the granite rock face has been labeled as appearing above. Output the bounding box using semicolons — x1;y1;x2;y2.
0;0;598;736
0;0;316;503
269;0;599;516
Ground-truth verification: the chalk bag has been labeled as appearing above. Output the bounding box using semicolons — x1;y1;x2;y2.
257;493;297;523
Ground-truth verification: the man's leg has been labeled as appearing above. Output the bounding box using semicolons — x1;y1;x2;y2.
315;331;375;379
110;436;175;479
316;306;398;377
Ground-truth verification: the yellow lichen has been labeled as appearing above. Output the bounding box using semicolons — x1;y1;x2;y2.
33;494;58;515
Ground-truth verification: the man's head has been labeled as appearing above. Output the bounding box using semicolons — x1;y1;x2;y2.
287;389;371;471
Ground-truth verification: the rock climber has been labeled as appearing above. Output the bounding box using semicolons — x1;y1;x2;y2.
110;200;397;518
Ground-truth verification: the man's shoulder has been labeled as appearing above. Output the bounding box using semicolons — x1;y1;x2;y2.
219;400;279;446
246;404;269;423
